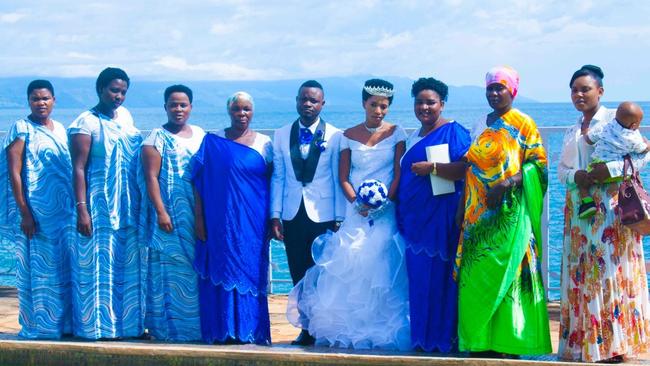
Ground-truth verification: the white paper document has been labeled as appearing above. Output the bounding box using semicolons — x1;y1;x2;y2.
425;144;455;196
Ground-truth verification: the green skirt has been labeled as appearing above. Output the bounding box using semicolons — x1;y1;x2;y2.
457;163;552;355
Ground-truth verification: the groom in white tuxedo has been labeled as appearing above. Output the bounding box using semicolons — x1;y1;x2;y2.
271;80;344;345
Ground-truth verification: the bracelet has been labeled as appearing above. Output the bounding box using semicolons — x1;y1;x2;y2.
432;162;438;175
506;176;515;187
76;201;87;206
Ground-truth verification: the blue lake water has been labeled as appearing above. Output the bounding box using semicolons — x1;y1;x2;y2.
1;101;650;299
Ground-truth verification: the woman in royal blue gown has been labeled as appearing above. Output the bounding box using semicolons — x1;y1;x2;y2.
396;77;470;352
192;92;273;345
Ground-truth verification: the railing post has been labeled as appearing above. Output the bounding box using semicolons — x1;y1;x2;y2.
541;131;551;300
268;241;273;294
542;179;550;299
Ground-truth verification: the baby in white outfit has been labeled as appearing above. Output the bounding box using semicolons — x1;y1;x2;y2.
578;102;649;219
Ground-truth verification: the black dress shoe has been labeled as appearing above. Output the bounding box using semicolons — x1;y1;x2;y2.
469;351;503;358
598;355;624;364
291;330;315;346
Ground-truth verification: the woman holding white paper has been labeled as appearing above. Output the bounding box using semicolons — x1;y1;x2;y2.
396;77;470;352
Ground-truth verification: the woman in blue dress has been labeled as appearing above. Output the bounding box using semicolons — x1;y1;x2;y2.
396;77;471;352
68;67;144;339
140;85;205;341
0;80;74;339
192;91;273;345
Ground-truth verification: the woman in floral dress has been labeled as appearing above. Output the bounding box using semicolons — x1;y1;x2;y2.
558;64;650;363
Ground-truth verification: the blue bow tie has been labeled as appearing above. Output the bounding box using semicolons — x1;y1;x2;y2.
300;128;313;145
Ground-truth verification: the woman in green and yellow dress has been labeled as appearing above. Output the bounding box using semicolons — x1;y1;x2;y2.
456;66;551;356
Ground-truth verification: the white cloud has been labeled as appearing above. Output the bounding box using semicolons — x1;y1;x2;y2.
358;0;379;8
66;52;97;60
444;0;463;7
376;32;412;49
210;23;236;35
170;30;183;41
54;34;90;44
56;64;101;77
0;2;649;101
153;56;284;80
0;11;26;23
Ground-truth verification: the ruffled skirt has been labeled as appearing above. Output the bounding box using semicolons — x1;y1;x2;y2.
287;207;411;350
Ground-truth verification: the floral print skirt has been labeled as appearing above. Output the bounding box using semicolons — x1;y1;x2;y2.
559;182;650;362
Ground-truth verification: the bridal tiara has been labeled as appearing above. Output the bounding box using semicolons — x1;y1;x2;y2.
363;85;394;97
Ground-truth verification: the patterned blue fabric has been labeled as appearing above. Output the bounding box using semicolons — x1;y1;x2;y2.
192;134;271;345
396;121;470;352
68;108;144;339
0;118;74;339
138;128;201;341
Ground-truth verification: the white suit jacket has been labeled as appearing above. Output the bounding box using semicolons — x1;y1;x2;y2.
270;120;345;222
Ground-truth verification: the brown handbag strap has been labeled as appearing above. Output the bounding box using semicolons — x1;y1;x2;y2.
623;154;634;179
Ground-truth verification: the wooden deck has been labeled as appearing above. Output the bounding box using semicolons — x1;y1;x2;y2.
1;287;649;365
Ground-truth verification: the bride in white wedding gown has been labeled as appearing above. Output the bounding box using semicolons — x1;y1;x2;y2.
287;79;411;351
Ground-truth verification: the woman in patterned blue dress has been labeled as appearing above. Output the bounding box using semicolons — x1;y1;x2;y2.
68;67;144;339
0;80;74;339
193;92;273;345
139;85;205;341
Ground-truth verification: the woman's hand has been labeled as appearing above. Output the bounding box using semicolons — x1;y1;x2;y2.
76;207;93;237
456;189;466;228
356;203;370;217
411;161;434;176
270;218;284;241
157;211;173;233
195;215;207;242
574;169;594;189
20;211;36;239
486;180;510;210
587;163;611;183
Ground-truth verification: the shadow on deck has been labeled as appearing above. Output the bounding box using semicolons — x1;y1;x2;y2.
0;288;648;366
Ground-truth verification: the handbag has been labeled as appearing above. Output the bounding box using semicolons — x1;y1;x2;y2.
617;154;650;235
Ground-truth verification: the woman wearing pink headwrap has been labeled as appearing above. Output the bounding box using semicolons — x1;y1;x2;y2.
455;66;552;357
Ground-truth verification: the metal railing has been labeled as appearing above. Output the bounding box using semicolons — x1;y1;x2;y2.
1;127;648;298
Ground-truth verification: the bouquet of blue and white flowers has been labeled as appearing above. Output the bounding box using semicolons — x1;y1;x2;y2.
355;179;389;225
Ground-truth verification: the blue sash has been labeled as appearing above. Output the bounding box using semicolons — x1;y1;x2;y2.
192;134;269;295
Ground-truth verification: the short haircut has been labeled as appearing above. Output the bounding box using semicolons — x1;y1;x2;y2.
27;79;54;97
226;91;254;112
411;77;448;102
95;67;130;96
164;84;193;103
362;78;394;104
570;64;604;88
298;80;323;93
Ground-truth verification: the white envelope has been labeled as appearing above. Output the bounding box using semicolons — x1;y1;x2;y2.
425;144;456;196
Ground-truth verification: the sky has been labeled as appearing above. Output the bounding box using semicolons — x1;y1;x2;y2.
0;0;649;102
